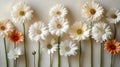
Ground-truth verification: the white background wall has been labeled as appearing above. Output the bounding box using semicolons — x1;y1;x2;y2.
0;0;120;67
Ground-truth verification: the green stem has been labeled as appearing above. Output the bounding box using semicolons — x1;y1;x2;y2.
110;55;114;67
34;55;35;67
50;53;52;67
79;40;82;67
90;36;93;67
4;38;9;67
38;42;40;67
100;43;103;67
67;56;70;67
113;24;116;39
58;36;61;67
14;44;17;67
23;23;28;67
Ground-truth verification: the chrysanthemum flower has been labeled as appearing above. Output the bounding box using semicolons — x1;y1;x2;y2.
82;2;104;21
48;18;69;36
60;40;78;56
49;4;68;18
29;22;49;42
104;39;120;55
0;20;14;37
11;2;33;24
92;22;112;43
106;8;120;24
69;21;90;41
8;30;24;44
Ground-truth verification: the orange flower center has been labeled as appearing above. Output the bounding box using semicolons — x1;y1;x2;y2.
1;26;6;30
90;9;96;15
56;24;62;29
109;45;116;50
13;35;19;41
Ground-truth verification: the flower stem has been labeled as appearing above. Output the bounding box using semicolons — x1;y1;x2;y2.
67;56;70;67
14;44;17;67
23;23;28;67
38;41;41;67
4;38;9;67
110;55;114;67
113;24;116;39
50;53;52;67
100;43;103;67
34;55;36;67
58;36;61;67
79;40;82;67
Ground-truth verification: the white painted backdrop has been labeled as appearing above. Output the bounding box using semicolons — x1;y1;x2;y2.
0;0;120;67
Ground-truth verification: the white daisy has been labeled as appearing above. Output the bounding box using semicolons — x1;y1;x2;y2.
106;8;120;24
92;22;112;43
48;18;69;36
49;4;68;18
8;48;23;60
69;21;90;41
60;40;78;56
11;2;33;24
82;2;104;21
0;19;14;37
29;21;49;42
41;37;57;54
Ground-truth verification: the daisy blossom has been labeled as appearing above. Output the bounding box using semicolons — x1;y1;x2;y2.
92;22;112;43
106;8;120;24
48;18;69;36
82;2;104;21
29;21;49;42
11;2;33;24
60;40;78;56
49;4;68;18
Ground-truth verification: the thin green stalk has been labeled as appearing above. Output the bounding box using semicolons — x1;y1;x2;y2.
34;55;35;67
14;44;17;67
100;43;103;67
23;23;28;67
58;36;61;67
67;56;70;67
38;41;40;67
113;24;116;39
110;55;114;67
4;38;9;67
50;53;52;67
79;40;82;67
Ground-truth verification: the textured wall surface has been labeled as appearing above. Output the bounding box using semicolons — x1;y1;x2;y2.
0;0;120;67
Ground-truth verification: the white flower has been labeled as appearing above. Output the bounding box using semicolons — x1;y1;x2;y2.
8;48;23;60
49;4;68;18
60;40;78;56
11;2;33;24
106;8;120;24
48;18;69;36
69;21;90;41
0;19;14;37
82;2;104;21
41;37;57;54
29;21;49;42
92;22;112;43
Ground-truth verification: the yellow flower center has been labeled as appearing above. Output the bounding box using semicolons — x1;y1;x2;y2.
77;29;83;35
56;11;61;16
90;9;96;15
36;30;41;34
56;24;62;29
47;44;52;49
1;26;6;30
111;14;117;19
65;47;70;52
19;11;25;16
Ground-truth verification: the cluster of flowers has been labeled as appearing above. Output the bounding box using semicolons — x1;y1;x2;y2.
1;1;120;67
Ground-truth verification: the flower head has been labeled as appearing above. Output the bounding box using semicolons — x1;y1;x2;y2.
29;21;49;42
104;39;120;55
49;4;68;18
48;18;69;36
69;21;90;41
0;20;14;37
8;30;24;44
60;40;78;56
11;2;33;24
82;2;104;21
106;8;120;24
8;48;23;60
92;22;112;43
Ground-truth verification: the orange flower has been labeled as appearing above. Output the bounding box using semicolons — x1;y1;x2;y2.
8;30;24;44
104;39;120;55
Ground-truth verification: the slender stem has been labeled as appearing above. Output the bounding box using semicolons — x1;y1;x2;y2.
4;38;9;67
14;44;17;67
100;43;103;67
34;55;36;67
67;56;70;67
23;23;28;67
79;40;82;67
110;55;114;67
58;36;61;67
113;24;116;39
50;53;52;67
38;41;40;67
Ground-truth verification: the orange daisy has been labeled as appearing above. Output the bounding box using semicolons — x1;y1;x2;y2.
8;30;24;44
104;39;120;55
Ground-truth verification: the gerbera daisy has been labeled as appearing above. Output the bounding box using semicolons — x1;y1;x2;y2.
69;21;90;41
29;21;49;42
104;39;120;54
8;30;24;44
48;18;69;36
11;2;33;24
92;22;112;43
49;4;68;18
60;40;78;56
0;20;14;37
106;8;120;24
82;2;104;21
